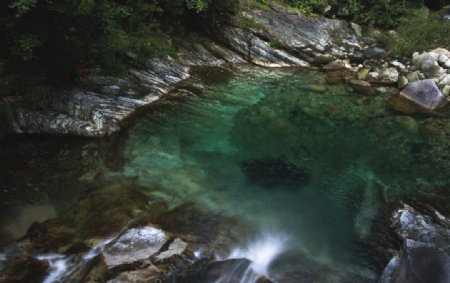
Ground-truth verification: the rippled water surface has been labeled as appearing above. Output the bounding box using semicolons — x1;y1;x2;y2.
106;67;449;281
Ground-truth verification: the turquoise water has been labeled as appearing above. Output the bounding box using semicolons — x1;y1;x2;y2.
109;67;449;281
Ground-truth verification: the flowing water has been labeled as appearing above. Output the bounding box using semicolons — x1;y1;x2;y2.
1;67;450;282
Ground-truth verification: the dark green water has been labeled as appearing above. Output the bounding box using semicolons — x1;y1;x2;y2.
109;67;449;281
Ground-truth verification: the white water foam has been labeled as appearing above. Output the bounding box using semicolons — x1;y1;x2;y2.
36;236;115;283
221;233;288;282
36;253;70;283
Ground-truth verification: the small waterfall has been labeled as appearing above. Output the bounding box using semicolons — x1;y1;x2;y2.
36;237;114;283
35;254;71;283
219;233;288;283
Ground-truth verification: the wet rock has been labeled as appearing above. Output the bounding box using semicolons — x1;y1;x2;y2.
103;226;167;268
349;79;376;95
391;79;448;113
30;179;167;251
381;239;450;283
391;204;450;247
381;204;450;283
241;159;308;189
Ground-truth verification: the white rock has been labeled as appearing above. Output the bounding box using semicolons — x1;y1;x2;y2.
431;48;450;57
380;67;399;84
444;59;450;69
391;60;406;69
438;54;449;64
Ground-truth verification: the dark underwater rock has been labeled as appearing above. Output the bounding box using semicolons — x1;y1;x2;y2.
241;159;308;189
163;258;272;283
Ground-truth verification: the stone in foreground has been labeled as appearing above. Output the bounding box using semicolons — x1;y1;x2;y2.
392;79;448;113
381;239;450;283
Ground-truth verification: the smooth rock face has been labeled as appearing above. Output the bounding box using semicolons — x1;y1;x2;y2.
241;159;308;189
395;79;448;112
231;4;362;63
219;26;310;67
15;58;190;137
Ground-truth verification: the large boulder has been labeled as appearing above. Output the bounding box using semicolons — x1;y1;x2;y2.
221;4;362;64
380;204;450;283
382;240;450;283
391;79;448;113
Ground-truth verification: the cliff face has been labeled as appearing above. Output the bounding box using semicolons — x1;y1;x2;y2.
13;4;362;137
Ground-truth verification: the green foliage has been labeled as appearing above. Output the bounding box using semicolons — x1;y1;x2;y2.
186;0;209;12
238;15;265;29
351;0;421;28
8;0;38;17
384;9;450;56
283;0;328;14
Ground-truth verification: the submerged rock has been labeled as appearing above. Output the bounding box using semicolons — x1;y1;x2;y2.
241;159;308;189
349;79;376;95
